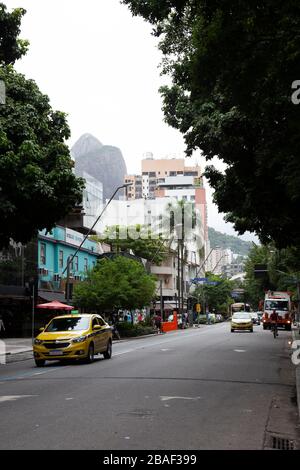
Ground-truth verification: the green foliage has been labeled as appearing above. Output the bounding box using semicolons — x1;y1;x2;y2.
93;225;169;264
0;6;84;247
208;227;251;257
193;273;233;313
116;322;155;337
122;0;300;249
0;3;29;65
73;256;157;313
243;244;300;307
243;245;272;307
0;66;84;246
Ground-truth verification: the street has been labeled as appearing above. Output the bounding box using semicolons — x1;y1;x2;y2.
0;323;298;450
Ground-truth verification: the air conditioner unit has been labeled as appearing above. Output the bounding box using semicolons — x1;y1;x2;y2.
38;268;48;276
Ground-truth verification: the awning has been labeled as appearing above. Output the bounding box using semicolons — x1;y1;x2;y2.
36;300;73;310
38;290;73;305
154;303;176;311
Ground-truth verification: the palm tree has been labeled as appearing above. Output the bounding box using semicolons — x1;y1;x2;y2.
157;199;205;314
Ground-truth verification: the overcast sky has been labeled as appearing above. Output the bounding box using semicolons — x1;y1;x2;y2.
5;0;258;242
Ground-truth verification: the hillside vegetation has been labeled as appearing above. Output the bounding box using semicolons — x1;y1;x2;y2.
208;227;253;257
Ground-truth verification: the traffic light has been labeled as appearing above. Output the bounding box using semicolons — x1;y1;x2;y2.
196;303;201;313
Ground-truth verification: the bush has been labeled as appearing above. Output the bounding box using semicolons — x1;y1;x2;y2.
116;322;155;337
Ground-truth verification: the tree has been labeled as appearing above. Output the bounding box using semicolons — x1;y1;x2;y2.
122;0;300;248
243;244;300;307
193;273;233;314
93;225;169;265
73;256;157;313
0;4;84;247
0;3;29;65
243;244;273;307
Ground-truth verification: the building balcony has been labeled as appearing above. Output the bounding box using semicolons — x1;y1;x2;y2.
151;266;174;275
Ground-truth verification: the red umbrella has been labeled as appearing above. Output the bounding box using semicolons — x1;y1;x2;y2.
36;300;73;311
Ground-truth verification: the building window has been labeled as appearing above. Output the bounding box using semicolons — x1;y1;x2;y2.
84;258;88;272
40;243;46;265
74;256;79;272
59;250;64;269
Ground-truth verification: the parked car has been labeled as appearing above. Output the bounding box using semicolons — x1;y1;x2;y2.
231;312;253;332
33;314;112;367
251;312;261;325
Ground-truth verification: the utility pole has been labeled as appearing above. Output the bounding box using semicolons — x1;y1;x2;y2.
297;280;300;324
181;240;184;317
66;255;72;304
177;244;181;315
63;183;131;303
160;279;164;321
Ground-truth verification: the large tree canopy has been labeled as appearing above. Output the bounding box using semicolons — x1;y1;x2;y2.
0;3;29;65
73;256;157;312
0;4;83;247
122;0;300;248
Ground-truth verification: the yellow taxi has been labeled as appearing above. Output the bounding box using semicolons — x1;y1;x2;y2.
33;314;112;367
231;312;253;333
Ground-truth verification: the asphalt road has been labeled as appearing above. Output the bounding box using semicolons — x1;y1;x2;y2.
0;322;297;450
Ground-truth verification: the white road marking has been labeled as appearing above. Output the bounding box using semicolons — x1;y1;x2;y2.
234;349;246;353
65;397;74;400
161;349;171;352
0;395;37;403
113;349;135;356
160;396;202;402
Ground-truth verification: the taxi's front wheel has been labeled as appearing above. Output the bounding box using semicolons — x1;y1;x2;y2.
35;359;45;367
103;340;112;359
86;343;94;363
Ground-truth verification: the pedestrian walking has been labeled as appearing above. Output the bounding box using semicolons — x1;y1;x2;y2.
153;313;162;334
0;315;5;334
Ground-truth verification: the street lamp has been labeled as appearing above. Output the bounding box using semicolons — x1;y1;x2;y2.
189;246;220;293
211;253;227;275
63;183;132;304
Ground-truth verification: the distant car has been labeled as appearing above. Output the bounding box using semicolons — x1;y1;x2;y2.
258;312;263;322
216;314;224;322
33;314;112;367
231;312;253;332
251;312;261;325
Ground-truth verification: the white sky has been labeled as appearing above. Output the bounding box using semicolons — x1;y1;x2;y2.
5;0;258;242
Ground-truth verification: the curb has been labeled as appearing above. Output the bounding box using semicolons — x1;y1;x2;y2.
2;326;203;362
292;328;300;420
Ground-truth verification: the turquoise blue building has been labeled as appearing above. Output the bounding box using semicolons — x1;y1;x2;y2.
38;226;100;298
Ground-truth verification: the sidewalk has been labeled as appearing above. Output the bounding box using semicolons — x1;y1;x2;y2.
292;325;300;420
1;338;33;355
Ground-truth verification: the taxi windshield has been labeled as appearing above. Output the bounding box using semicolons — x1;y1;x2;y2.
233;313;251;320
45;317;90;332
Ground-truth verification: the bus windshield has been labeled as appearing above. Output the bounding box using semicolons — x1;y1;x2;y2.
231;303;250;313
